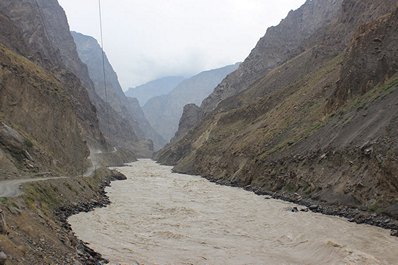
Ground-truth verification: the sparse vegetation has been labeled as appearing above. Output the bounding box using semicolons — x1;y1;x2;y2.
24;139;33;148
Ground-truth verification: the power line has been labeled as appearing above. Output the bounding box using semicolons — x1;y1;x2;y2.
98;0;109;133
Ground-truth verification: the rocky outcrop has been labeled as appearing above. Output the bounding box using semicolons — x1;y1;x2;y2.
125;76;186;106
0;209;6;235
0;252;6;265
157;0;398;219
171;104;204;143
328;7;398;109
72;31;165;152
143;64;238;142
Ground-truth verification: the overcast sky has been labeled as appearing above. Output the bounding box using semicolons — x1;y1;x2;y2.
58;0;305;90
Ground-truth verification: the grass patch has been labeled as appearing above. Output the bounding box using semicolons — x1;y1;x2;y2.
0;197;8;205
24;139;33;148
344;75;398;113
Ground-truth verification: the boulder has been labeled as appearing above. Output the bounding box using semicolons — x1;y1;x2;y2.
0;251;7;265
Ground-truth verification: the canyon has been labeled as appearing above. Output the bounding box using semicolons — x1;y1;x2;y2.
0;0;397;264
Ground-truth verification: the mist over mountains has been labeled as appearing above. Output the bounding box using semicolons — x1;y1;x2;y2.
141;64;239;142
125;76;186;106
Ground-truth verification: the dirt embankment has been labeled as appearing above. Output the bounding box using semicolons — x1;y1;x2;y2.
0;168;126;265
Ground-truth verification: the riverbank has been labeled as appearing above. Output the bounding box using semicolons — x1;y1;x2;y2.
206;177;398;237
0;168;126;265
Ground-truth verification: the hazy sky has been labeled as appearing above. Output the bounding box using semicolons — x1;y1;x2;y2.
59;0;305;90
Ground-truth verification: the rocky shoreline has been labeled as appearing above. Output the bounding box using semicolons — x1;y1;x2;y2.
54;171;127;264
208;178;398;237
0;168;128;265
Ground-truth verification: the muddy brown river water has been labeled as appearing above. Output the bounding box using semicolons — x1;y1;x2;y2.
69;159;398;265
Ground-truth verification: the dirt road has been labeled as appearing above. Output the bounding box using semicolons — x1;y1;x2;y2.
0;177;65;197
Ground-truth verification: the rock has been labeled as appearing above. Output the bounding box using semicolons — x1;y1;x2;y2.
0;123;25;152
293;193;302;201
0;209;7;234
382;203;398;218
111;172;127;181
170;104;205;143
300;207;309;212
390;230;398;237
383;218;391;224
309;205;319;211
364;147;373;156
0;252;7;265
291;207;299;212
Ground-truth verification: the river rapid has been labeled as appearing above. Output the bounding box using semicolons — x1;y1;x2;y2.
68;159;398;265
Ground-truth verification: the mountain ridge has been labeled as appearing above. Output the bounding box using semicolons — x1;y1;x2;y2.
72;31;166;152
125;76;186;106
143;64;239;142
157;0;398;218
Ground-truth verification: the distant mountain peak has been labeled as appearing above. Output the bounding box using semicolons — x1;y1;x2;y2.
125;76;186;106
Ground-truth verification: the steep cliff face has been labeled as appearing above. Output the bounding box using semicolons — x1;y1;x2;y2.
32;7;139;159
0;0;137;160
170;104;204;143
201;0;343;113
125;76;185;106
143;64;238;142
328;7;398;109
71;31;165;152
0;0;111;178
157;0;398;217
0;44;90;177
20;2;141;159
0;0;142;179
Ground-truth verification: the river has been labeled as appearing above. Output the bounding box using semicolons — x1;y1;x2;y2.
68;159;398;265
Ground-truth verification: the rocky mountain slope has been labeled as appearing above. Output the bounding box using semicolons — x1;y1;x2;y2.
0;0;158;179
72;31;166;151
9;0;153;163
200;0;344;113
157;0;398;218
0;0;109;178
125;76;185;106
143;64;238;142
22;1;151;159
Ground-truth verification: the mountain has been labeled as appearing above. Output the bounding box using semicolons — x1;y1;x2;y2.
5;0;153;164
0;0;111;178
71;31;166;151
200;0;343;113
143;64;239;142
125;76;185;106
157;0;398;218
